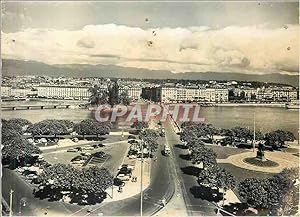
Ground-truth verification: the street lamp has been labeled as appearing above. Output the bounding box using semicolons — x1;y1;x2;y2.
140;138;144;217
9;189;14;217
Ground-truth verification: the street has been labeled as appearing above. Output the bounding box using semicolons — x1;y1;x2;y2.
164;119;217;216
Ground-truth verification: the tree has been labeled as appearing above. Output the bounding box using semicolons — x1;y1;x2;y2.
5;118;32;132
88;85;109;106
239;178;269;210
191;145;217;168
2;137;41;168
2;125;22;143
26;119;69;135
119;91;131;106
198;165;236;201
74;119;110;135
131;121;149;130
239;170;298;215
37;164;113;204
265;130;296;149
139;129;159;155
56;120;75;131
89;81;131;106
232;127;252;142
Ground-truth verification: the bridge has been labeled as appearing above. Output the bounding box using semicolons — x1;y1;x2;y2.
1;104;89;111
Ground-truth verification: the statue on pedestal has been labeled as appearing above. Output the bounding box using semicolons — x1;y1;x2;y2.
256;142;266;161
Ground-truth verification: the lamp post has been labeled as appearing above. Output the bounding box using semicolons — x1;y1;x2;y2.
140;139;144;217
253;112;256;152
9;189;14;217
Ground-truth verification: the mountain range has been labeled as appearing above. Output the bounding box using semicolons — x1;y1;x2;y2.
2;59;299;87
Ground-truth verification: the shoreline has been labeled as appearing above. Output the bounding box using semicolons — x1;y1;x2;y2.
214;103;286;108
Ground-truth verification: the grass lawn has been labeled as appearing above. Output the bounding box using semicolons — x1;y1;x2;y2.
205;145;248;159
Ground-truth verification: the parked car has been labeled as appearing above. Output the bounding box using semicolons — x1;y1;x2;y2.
93;151;107;158
67;148;78;152
26;174;38;180
116;174;130;181
82;146;94;150
81;152;92;156
72;138;79;142
75;147;83;152
71;156;88;162
128;155;137;159
119;164;135;170
92;144;99;149
128;135;136;140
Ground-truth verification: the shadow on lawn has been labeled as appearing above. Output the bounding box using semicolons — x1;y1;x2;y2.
179;154;191;161
174;144;188;149
190;185;222;202
180;166;201;177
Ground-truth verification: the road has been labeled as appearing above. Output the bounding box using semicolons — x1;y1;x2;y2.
163;119;217;216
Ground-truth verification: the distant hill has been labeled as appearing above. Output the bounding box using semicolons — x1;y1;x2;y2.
2;59;299;87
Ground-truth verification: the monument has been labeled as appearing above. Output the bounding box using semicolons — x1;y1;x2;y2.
256;143;267;161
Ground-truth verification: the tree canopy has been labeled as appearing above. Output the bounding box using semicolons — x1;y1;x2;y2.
26;119;69;135
239;168;299;215
36;164;113;204
139;129;159;153
74;119;110;135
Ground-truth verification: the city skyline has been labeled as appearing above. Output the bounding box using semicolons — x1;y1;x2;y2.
1;1;299;77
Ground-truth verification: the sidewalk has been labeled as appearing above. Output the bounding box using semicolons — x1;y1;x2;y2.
154;190;188;216
104;158;151;202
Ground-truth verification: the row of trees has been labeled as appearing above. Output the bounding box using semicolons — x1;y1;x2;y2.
35;163;113;205
181;122;295;149
186;137;236;200
239;168;298;215
25;119;111;136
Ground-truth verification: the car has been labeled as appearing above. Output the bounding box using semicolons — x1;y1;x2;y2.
16;167;25;173
72;160;85;164
128;155;137;159
97;143;104;148
75;147;83;152
92;144;98;149
26;174;38;180
82;146;94;150
116;174;130;181
72;138;79;142
71;155;88;162
93;151;107;158
128;135;136;140
67;148;78;152
81;152;92;156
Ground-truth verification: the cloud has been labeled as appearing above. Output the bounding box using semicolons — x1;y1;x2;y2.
76;37;95;48
1;24;299;75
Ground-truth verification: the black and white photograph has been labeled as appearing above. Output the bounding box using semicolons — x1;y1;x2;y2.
1;1;299;216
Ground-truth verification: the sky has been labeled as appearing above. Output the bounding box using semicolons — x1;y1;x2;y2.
1;1;299;75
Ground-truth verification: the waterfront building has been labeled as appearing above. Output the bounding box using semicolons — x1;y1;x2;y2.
36;85;91;100
119;86;142;100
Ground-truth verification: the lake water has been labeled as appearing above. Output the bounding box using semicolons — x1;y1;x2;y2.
2;101;299;138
